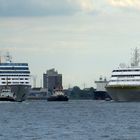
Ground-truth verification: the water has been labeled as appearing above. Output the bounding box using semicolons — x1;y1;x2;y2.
0;100;140;140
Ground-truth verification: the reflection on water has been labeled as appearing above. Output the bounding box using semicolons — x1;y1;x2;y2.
0;100;140;140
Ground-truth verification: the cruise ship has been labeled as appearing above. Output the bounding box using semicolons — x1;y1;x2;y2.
106;48;140;101
0;53;31;102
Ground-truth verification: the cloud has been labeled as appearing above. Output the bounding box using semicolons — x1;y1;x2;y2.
108;0;140;9
0;0;94;16
70;0;94;12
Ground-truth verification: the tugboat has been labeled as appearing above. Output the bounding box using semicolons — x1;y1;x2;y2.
0;87;16;101
47;89;69;101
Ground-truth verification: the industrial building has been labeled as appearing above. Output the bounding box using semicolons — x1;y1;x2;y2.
43;68;62;92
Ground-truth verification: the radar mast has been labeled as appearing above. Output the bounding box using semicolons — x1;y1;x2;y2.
5;52;12;63
131;47;139;67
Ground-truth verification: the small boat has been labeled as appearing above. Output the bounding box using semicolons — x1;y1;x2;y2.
0;88;16;101
47;90;69;101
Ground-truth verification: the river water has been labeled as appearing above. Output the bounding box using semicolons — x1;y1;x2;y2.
0;100;140;140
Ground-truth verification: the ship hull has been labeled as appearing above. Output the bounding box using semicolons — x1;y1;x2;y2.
0;97;16;102
0;85;31;102
47;95;69;101
106;86;140;101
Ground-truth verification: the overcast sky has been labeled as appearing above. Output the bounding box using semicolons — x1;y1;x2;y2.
0;0;140;88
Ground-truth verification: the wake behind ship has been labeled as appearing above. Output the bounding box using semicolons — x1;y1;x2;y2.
106;48;140;101
0;53;31;102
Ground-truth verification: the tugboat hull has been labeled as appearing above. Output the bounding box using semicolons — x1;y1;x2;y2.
47;95;69;101
0;85;31;102
0;97;16;101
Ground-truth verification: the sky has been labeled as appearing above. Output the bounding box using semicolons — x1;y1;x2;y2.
0;0;140;88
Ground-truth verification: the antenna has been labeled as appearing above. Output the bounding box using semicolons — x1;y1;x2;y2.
131;47;139;67
40;79;42;88
33;75;37;88
0;51;1;63
5;52;12;63
83;83;86;89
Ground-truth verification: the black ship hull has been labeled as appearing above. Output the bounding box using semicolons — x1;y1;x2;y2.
47;95;69;101
0;97;16;102
0;85;31;102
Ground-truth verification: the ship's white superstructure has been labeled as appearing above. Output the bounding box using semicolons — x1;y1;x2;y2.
106;48;140;101
0;63;30;86
95;77;108;92
0;53;31;101
108;67;140;87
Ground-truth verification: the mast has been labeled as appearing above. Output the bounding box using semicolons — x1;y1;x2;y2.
5;52;12;63
131;47;140;67
0;51;2;63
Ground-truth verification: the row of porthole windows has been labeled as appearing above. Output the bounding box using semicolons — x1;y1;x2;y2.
0;71;30;74
0;67;29;70
112;75;140;77
110;80;140;82
1;82;29;84
0;63;28;66
1;78;29;80
0;75;30;76
113;70;140;72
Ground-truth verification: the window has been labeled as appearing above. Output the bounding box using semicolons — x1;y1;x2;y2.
112;75;140;77
113;69;140;72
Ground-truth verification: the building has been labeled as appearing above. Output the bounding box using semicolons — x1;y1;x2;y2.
43;68;62;92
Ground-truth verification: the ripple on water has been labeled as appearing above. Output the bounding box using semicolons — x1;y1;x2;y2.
0;100;140;140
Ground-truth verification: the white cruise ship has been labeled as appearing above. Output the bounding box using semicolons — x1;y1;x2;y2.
106;48;140;101
0;53;31;101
